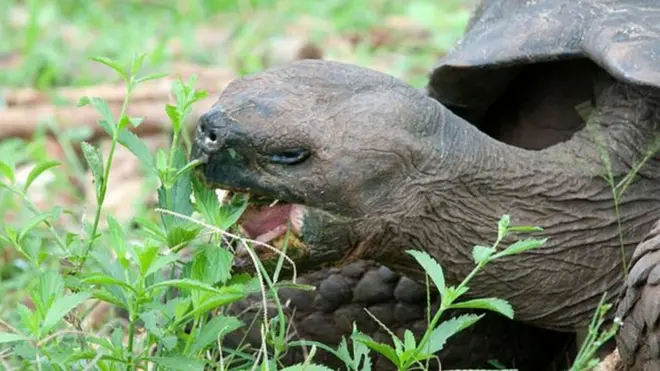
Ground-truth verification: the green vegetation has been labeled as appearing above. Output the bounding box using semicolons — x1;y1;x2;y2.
0;1;622;370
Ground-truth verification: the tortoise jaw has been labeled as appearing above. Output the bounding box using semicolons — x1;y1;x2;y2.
190;144;313;272
234;198;309;265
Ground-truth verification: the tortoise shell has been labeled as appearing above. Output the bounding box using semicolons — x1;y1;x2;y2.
427;0;660;115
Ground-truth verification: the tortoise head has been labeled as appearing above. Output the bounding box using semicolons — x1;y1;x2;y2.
191;59;442;272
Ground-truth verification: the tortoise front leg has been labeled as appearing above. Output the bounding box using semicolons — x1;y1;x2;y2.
616;220;660;371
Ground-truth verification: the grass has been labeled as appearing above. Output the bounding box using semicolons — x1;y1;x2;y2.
0;0;631;370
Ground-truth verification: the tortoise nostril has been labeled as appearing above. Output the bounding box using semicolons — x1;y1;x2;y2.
208;132;217;142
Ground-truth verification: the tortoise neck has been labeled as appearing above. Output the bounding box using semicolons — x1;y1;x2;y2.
372;85;660;330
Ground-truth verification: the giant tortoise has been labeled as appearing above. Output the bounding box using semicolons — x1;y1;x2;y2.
190;0;660;369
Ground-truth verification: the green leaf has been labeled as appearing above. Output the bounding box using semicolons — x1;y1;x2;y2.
42;292;92;334
174;158;203;181
505;225;543;234
92;289;127;310
165;224;200;250
129;116;144;128
0;332;25;344
497;214;510;240
80;141;104;198
158;147;193;230
81;274;137;295
0;161;15;183
492;238;547;259
23;160;60;192
145;253;180;278
188;315;243;355
106;215;127;264
176;289;246;324
36;268;65;314
352;333;400;366
418;314;483;357
448;298;514;319
130;52;148;77
403;329;416;351
192;244;233;285
149;356;205;371
136;72;168;84
472;245;495;265
280;365;334;371
18;211;57;242
137;243;161;276
147;279;222;294
89;56;128;81
117;129;156;175
165;104;182;133
117;115;131;132
77;96;115;134
406;250;446;297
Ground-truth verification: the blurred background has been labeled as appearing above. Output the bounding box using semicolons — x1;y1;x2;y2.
0;0;477;90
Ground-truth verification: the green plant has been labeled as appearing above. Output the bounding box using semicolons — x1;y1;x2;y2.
0;54;318;370
290;215;549;370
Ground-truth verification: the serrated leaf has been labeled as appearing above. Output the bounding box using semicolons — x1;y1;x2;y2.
42;292;92;334
37;268;65;312
188;315;243;355
352;333;400;366
448;298;514;319
0;161;15;183
497;214;510;240
23;160;60;192
158;147;193;230
18;211;57;242
117;129;156;175
493;238;547;259
165;224;200;250
403;329;416;351
145;253;179;278
406;250;446;296
80;141;104;198
137;243;160;276
149;356;205;371
192;244;233;285
472;245;495;264
90;56;128;81
0;332;25;344
419;314;483;357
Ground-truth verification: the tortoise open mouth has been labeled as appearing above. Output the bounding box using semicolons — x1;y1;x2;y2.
220;191;309;268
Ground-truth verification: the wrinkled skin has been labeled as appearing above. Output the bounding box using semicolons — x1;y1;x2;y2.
190;59;660;368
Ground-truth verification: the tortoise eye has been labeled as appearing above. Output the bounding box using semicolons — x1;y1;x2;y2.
266;148;310;165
